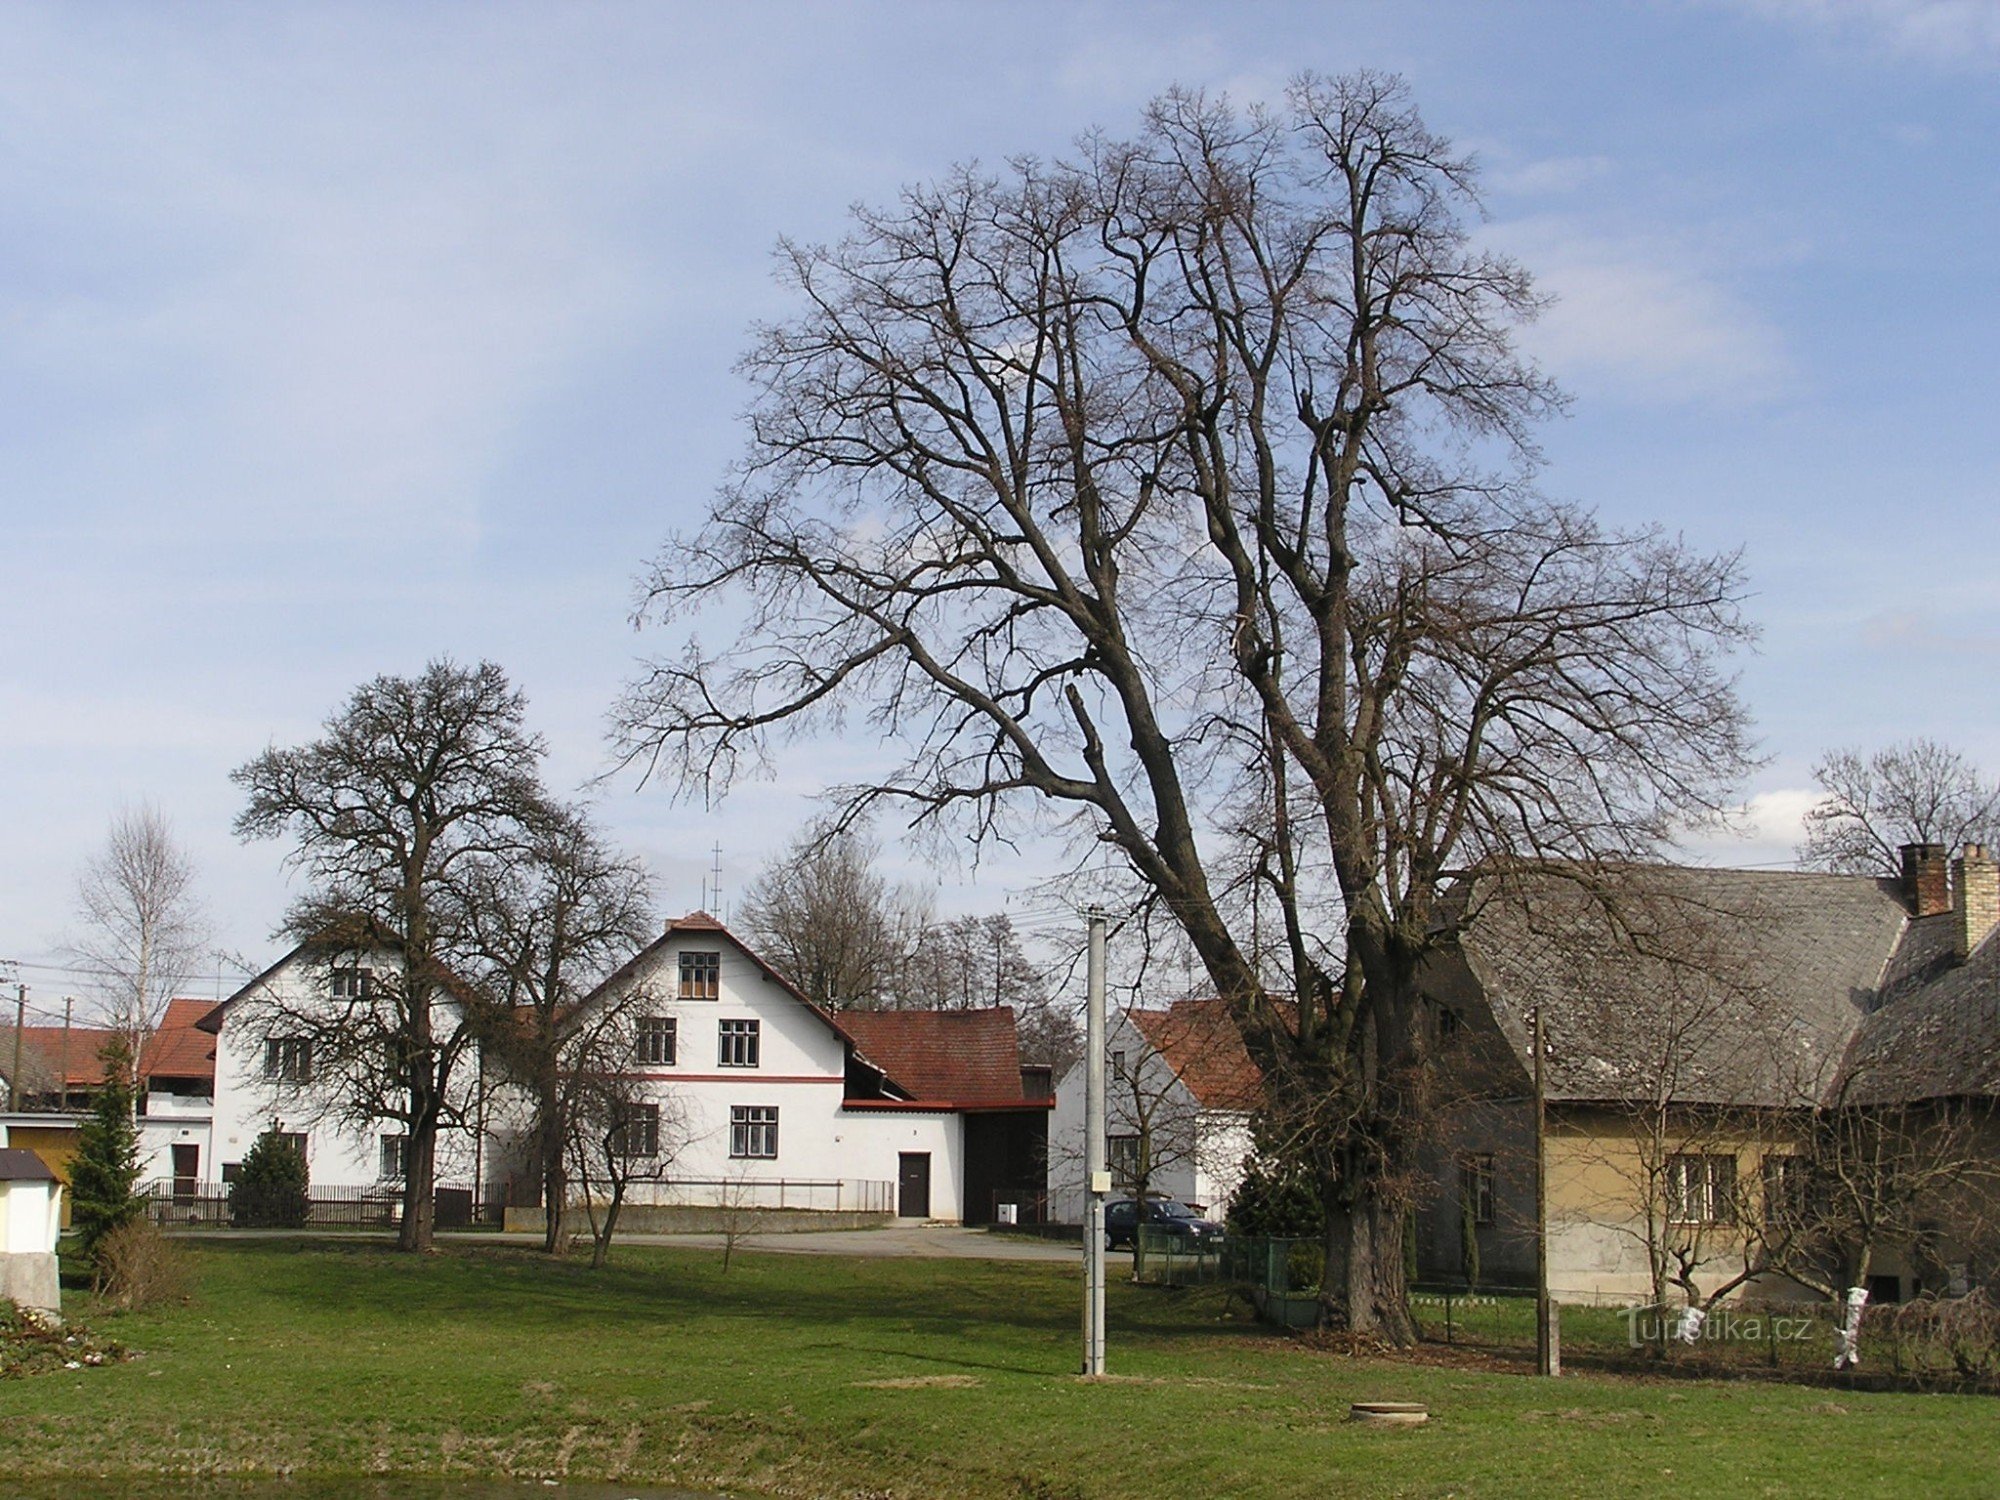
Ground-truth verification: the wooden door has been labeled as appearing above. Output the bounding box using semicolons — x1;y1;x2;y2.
171;1143;199;1205
897;1152;932;1219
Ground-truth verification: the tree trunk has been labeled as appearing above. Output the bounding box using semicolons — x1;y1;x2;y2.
1320;1180;1418;1343
592;1179;625;1270
400;1112;439;1252
539;1067;566;1254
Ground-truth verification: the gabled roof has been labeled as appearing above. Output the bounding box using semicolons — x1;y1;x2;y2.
1447;864;1913;1108
0;1147;58;1182
1841;923;2000;1104
836;1007;1031;1108
586;909;860;1047
0;999;220;1090
143;999;222;1077
1127;999;1266;1111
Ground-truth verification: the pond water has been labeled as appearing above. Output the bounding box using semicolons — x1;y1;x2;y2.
8;1481;722;1500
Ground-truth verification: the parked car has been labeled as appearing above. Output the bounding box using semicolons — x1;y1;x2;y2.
1104;1197;1225;1251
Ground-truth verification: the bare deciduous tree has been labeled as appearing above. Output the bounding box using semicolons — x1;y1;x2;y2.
470;805;655;1253
565;1012;687;1270
72;804;210;1067
233;659;554;1252
615;75;1752;1337
1799;740;2000;876
736;823;926;1010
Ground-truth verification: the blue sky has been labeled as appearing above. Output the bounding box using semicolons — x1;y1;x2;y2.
5;0;1998;1008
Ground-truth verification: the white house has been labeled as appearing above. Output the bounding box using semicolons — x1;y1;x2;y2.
558;912;1049;1224
1049;998;1261;1224
201;940;487;1200
197;912;1048;1229
0;997;219;1199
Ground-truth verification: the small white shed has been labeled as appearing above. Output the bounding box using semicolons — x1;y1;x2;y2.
0;1146;64;1316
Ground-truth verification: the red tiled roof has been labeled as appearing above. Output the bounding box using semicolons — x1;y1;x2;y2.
837;1007;1029;1107
1128;999;1268;1111
143;999;221;1079
0;998;218;1089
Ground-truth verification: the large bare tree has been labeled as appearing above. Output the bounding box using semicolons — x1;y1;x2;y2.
470;803;656;1253
736;822;925;1010
1798;739;2000;876
616;75;1752;1337
72;803;210;1068
234;659;553;1252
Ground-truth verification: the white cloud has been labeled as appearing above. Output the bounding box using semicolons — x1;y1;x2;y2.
1681;785;1822;867
1739;0;2000;67
1484;217;1790;404
1488;154;1615;197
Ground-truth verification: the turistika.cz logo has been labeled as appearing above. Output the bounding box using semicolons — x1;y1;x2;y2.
1622;1302;1816;1349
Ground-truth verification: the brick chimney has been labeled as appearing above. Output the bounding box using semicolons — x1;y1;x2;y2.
1954;843;1999;959
1902;842;1951;917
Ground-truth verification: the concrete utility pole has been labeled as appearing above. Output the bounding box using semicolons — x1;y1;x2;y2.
61;997;75;1112
1081;910;1108;1377
9;983;26;1113
1534;1001;1559;1377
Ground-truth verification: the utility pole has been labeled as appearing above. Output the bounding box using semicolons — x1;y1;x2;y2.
9;982;26;1113
61;997;75;1112
1081;910;1108;1377
1534;1001;1559;1377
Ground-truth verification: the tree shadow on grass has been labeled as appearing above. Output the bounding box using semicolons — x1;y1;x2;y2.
195;1239;1279;1361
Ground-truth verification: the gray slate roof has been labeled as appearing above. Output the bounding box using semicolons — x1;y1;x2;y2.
1843;925;2000;1104
1451;864;1914;1107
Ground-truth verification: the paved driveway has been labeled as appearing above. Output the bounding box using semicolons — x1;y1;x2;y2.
606;1225;1084;1262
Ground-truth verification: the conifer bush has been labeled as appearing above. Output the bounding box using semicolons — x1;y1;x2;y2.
229;1127;310;1228
68;1038;147;1266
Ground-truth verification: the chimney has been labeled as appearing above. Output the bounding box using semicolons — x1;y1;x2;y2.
1902;842;1951;918
1954;843;1999;959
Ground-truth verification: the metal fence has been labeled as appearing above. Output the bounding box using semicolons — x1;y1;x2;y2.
603;1177;895;1214
142;1178;485;1229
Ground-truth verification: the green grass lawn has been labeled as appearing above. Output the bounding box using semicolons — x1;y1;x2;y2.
3;1239;1996;1498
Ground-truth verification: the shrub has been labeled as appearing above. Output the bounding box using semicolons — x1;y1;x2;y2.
91;1221;191;1311
68;1038;146;1263
1225;1153;1324;1238
229;1128;310;1228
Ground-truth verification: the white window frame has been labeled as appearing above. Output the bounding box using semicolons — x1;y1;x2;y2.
730;1105;779;1159
1667;1153;1737;1226
718;1018;760;1068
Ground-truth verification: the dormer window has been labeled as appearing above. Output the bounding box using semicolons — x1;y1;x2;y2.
679;950;721;1001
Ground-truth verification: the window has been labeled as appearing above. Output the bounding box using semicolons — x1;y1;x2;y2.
1460;1153;1495;1226
379;1134;408;1181
635;1016;677;1066
718;1018;761;1068
730;1105;779;1159
680;950;721;1000
1108;1133;1140;1192
612;1102;661;1158
1436;1004;1461;1045
330;966;373;1001
1762;1154;1810;1231
264;1036;313;1084
1667;1153;1737;1225
1111;1049;1127;1079
277;1132;309;1163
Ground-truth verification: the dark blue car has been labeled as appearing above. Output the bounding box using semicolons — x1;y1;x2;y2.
1104;1197;1225;1251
